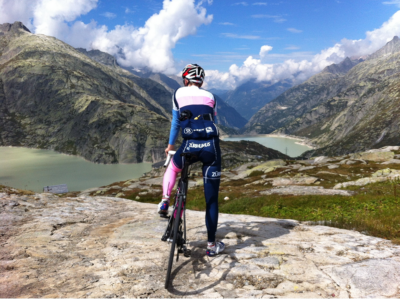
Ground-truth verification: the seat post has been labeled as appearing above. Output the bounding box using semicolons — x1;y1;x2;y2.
180;153;196;182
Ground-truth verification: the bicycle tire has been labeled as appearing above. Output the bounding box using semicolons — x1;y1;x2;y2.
165;190;183;289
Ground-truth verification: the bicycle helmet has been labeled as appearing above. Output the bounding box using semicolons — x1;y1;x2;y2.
182;64;205;84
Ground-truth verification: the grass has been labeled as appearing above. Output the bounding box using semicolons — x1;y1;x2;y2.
0;185;35;196
218;178;400;244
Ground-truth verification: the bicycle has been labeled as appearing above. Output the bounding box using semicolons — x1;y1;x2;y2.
160;151;194;289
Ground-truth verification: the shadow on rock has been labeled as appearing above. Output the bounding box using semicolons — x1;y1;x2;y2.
166;219;295;296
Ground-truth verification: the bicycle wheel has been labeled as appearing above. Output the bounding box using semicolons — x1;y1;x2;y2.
165;192;183;289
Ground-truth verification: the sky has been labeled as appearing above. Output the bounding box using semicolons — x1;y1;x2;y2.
1;0;400;89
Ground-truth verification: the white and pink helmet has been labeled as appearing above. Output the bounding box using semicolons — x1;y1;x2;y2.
182;64;205;84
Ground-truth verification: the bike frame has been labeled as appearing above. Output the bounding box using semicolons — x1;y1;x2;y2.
161;152;194;289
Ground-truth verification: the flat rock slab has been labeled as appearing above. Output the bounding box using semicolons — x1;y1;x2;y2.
260;186;353;196
1;194;399;298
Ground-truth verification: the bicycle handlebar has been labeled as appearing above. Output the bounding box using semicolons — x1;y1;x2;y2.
164;150;176;167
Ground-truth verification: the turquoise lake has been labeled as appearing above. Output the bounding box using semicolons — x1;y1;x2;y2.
223;135;313;158
0;135;312;192
0;147;151;193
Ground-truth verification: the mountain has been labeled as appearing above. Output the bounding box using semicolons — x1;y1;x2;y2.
367;36;400;60
77;49;174;115
245;37;400;156
244;57;363;134
224;78;294;121
214;95;247;130
79;49;246;130
208;88;229;101
0;22;171;164
123;66;182;94
76;48;119;69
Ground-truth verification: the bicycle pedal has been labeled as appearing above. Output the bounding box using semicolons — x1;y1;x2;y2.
184;249;191;257
159;213;169;219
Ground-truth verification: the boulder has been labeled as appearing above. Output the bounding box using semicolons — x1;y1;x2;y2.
365;146;399;152
246;159;286;175
350;151;394;162
334;177;388;189
232;160;286;179
334;169;400;189
312;156;332;164
371;168;400;178
270;175;318;186
289;164;303;169
381;159;400;165
260;186;352;196
328;164;340;169
298;166;316;171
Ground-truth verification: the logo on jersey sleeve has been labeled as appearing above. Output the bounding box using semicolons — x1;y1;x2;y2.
184;128;193;135
206;127;214;133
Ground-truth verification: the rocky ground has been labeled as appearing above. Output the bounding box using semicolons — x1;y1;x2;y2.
1;191;400;298
2;145;400;298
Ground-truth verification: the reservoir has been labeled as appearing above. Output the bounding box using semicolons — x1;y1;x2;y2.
224;135;313;158
0;147;152;193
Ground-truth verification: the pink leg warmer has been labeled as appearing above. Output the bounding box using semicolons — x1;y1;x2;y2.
163;160;182;198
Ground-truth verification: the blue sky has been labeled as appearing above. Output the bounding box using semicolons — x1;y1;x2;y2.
2;0;400;88
75;0;400;70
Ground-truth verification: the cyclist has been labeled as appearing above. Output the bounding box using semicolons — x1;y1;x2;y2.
157;64;225;257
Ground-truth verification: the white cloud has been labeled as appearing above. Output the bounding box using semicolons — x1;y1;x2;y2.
32;0;98;38
222;33;260;39
0;0;97;34
0;0;35;30
251;14;286;23
219;22;234;26
383;0;400;7
204;10;400;89
0;0;213;74
285;45;300;50
253;2;268;5
232;2;248;6
259;45;272;58
287;27;302;33
101;12;116;19
94;0;213;74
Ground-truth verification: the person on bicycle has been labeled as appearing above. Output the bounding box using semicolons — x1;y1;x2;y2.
157;63;225;257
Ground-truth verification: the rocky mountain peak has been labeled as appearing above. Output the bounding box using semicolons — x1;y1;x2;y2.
368;35;400;60
76;48;119;68
322;57;363;75
0;21;31;36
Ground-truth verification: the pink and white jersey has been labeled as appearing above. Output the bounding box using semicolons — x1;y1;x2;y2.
173;86;217;116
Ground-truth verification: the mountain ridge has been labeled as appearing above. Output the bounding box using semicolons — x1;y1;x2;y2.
0;21;171;163
245;36;400;156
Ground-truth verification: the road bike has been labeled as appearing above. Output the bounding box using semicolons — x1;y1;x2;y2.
160;151;194;289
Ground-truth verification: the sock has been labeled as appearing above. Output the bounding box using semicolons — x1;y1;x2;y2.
207;242;215;248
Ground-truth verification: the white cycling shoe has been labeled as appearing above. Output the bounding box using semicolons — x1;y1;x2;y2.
206;241;225;257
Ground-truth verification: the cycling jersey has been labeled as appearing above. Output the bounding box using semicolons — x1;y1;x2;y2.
168;86;218;145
